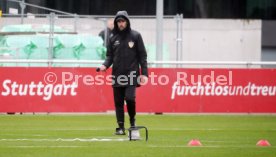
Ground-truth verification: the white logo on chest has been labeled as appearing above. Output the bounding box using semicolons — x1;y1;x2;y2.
128;41;134;48
114;40;120;46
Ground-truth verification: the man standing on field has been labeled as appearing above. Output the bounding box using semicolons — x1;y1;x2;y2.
99;10;148;135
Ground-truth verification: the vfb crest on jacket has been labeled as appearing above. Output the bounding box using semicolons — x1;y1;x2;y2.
128;41;134;48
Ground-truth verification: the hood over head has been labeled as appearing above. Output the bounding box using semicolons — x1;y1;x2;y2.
113;10;131;33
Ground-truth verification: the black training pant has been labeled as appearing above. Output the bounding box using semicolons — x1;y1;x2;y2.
113;86;136;128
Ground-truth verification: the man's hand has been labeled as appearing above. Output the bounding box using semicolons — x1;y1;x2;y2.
99;65;107;72
140;75;148;85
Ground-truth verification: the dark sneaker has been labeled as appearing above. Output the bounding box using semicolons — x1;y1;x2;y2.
130;119;136;127
114;128;126;135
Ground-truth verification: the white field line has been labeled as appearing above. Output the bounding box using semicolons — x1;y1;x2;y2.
153;128;276;131
0;128;276;131
0;128;111;131
148;145;276;148
7;146;88;148
5;145;276;149
3;144;276;149
0;138;129;142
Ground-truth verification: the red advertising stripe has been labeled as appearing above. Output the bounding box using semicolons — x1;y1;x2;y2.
0;67;275;113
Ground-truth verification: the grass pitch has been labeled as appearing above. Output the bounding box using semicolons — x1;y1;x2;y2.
0;114;275;157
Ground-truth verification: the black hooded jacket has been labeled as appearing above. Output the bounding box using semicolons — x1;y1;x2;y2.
103;11;148;87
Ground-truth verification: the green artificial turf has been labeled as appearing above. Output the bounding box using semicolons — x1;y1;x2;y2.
0;114;275;157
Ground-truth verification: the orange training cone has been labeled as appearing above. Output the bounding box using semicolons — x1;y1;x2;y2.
188;139;202;146
256;139;271;146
